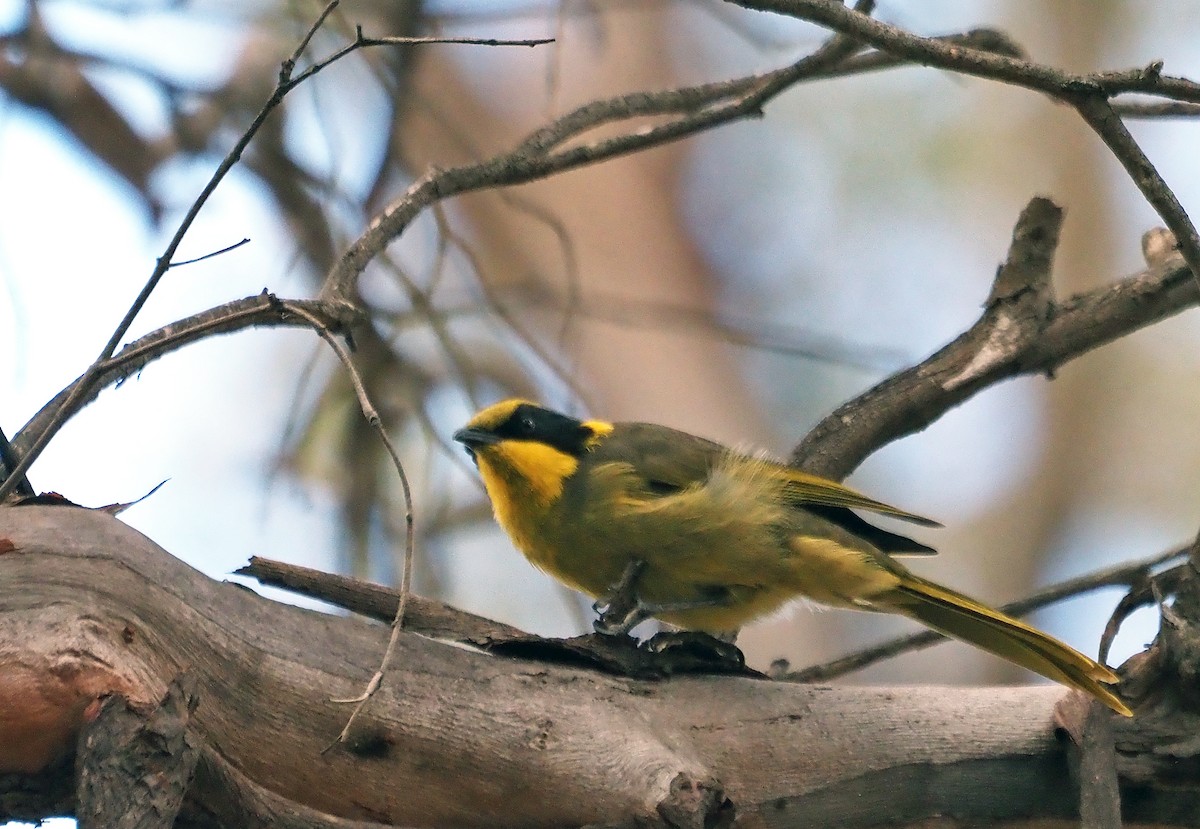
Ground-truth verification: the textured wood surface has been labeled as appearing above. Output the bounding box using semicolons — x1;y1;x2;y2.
1;505;1192;828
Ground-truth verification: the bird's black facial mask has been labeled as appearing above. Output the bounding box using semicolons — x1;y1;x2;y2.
494;404;595;457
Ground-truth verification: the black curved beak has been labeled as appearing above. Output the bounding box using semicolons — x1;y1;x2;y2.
453;428;499;448
453;428;498;464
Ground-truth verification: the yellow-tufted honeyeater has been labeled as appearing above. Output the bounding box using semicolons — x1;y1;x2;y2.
453;399;1130;716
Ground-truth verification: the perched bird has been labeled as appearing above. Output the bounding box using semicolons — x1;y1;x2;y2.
453;399;1130;716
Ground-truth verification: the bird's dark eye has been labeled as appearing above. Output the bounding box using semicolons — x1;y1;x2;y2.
518;416;536;435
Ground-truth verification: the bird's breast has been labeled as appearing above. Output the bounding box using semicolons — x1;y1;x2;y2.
475;453;562;569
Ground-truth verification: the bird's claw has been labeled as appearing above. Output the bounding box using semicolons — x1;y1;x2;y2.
642;630;746;671
592;608;646;637
591;560;738;638
592;559;649;636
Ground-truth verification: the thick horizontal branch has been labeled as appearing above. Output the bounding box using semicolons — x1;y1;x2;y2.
4;506;1198;827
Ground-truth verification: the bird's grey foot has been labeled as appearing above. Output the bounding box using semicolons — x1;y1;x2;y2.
642;630;746;671
592;559;649;636
637;582;736;619
595;583;737;637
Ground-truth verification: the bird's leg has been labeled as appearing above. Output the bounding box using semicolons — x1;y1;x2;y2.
592;559;649;636
633;595;731;616
594;579;748;671
595;580;738;637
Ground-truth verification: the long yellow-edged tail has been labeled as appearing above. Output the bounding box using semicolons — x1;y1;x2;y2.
882;576;1132;716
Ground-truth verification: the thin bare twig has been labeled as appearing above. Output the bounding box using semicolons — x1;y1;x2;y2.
318;3;874;305
358;33;554;48
1113;100;1200;118
1071;93;1200;292
10;295;349;461
170;238;252;268
0;427;34;499
286;306;417;751
287;0;341;65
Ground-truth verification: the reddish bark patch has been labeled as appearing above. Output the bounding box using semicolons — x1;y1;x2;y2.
0;663;95;773
0;660;138;773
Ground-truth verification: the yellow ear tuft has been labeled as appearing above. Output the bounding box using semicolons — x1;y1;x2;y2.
582;419;614;445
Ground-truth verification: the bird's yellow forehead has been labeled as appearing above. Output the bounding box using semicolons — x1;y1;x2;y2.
465;398;535;431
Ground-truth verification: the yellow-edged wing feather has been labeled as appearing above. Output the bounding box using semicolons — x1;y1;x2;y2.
778;469;941;527
594;422;940;526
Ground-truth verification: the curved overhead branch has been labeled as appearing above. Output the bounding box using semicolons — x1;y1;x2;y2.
793;200;1196;479
9;295;351;462
730;0;1200;290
